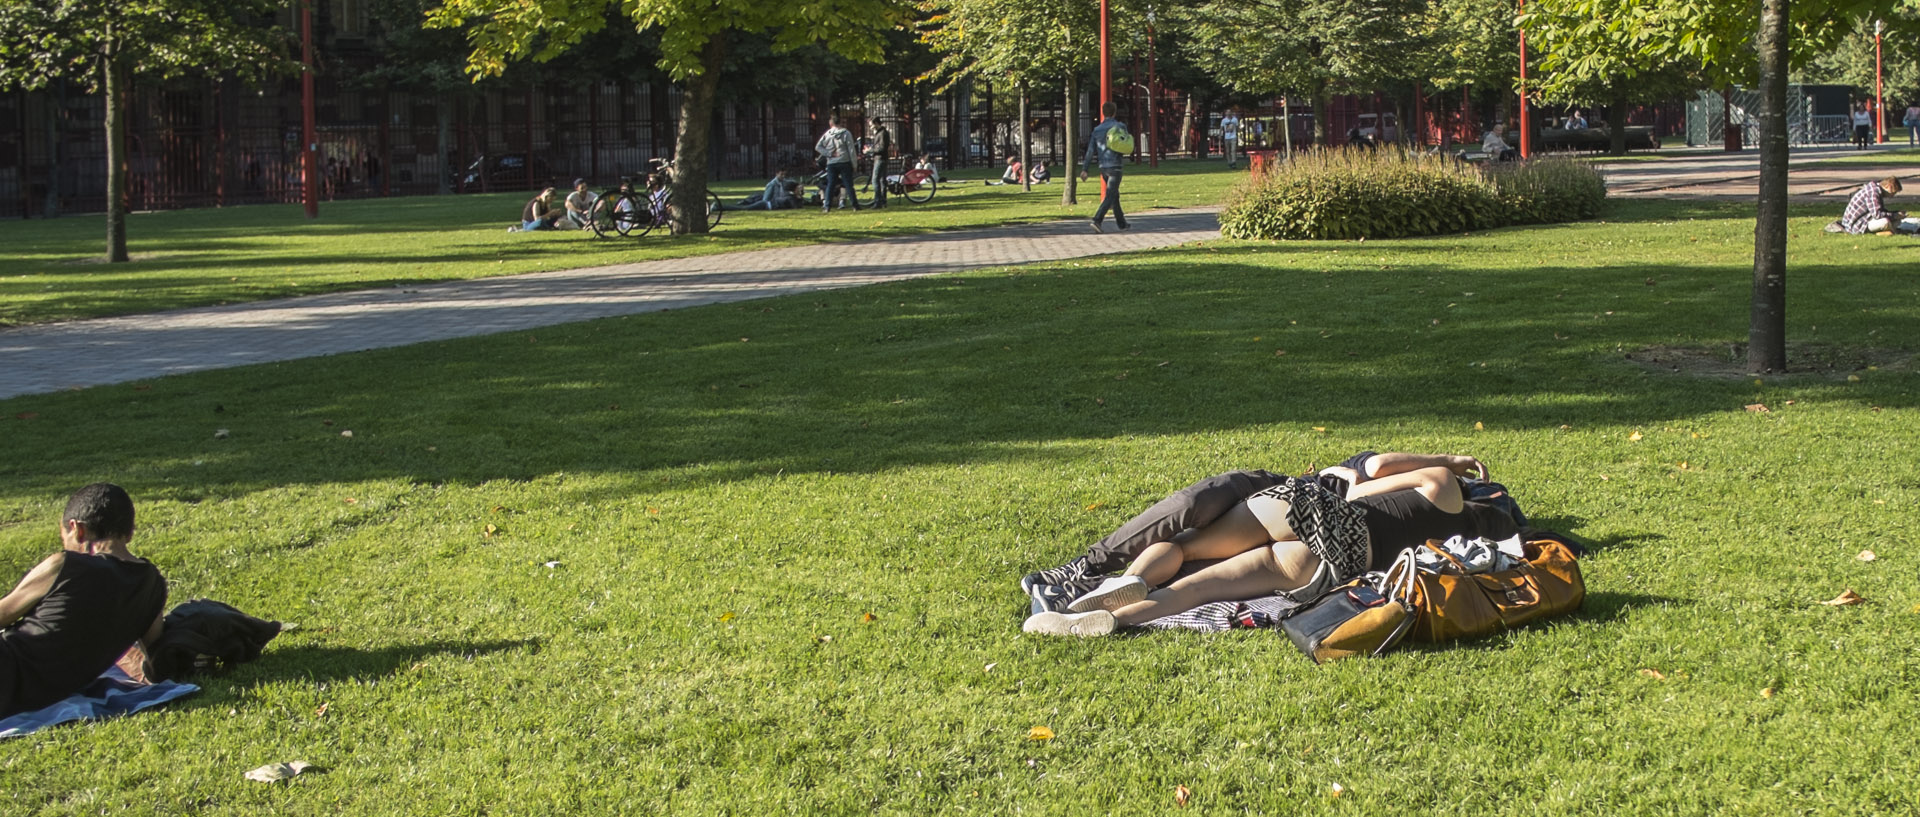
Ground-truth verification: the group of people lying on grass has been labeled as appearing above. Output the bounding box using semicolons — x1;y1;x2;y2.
1019;450;1525;637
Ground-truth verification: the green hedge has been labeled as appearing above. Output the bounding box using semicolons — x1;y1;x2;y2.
1219;150;1606;240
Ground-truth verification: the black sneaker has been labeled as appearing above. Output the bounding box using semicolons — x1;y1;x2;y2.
1090;219;1103;233
1020;556;1090;593
1117;220;1131;231
1027;583;1077;615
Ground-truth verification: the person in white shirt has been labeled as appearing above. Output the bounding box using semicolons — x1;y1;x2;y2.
1482;127;1516;161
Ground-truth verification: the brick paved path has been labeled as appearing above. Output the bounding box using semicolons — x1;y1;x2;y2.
1604;143;1912;198
0;208;1222;399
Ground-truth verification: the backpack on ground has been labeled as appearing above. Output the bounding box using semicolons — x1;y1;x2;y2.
1105;123;1135;155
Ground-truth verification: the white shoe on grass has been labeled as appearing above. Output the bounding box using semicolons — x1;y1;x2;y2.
1023;609;1117;637
1068;575;1149;613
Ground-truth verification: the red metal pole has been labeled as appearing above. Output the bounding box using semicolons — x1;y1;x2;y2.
300;0;318;218
1875;21;1886;143
1517;0;1531;159
1099;0;1110;109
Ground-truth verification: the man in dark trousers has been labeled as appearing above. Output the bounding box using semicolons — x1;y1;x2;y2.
0;483;167;717
866;117;893;209
1080;101;1130;232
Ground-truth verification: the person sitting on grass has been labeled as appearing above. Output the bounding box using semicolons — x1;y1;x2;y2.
513;187;564;232
726;170;800;211
1022;453;1518;637
1028;161;1051;184
564;178;598;230
1832;176;1905;234
1;483;168;717
993;156;1024;185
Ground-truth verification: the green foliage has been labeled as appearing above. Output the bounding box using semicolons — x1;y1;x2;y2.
1486;156;1610;225
1220;151;1608;240
1166;0;1430;98
0;0;287;92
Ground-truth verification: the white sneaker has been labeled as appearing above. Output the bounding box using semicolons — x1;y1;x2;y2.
1023;610;1117;637
1068;575;1150;612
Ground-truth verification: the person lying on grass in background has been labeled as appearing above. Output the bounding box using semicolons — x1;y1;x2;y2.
564;178;598;230
1832;176;1906;234
1022;453;1518;637
724;169;801;211
1;483;167;717
512;187;564;232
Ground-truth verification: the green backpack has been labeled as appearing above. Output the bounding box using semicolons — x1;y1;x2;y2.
1105;123;1135;155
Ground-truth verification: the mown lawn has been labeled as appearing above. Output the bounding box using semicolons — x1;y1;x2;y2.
2;198;1918;815
0;159;1238;327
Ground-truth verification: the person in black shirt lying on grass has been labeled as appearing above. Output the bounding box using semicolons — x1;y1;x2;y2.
1023;452;1518;636
0;483;167;717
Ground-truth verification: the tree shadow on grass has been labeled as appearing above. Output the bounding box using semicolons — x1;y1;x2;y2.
167;638;539;704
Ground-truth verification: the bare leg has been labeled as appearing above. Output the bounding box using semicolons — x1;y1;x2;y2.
1121;504;1284;587
1112;540;1323;627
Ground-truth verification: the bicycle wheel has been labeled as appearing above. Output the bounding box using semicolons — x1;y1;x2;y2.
636;193;662;237
589;191;626;238
705;191;723;230
904;176;936;204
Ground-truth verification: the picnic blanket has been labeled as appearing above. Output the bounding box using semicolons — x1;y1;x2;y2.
0;666;198;739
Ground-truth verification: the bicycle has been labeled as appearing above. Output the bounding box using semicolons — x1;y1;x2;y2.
586;160;722;237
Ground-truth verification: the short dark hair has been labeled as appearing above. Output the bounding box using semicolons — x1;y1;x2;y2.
1101;101;1117;118
830;114;842;126
64;483;135;541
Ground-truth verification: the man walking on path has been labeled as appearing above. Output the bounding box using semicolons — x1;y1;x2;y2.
815;115;863;212
866;118;892;209
1080;101;1131;233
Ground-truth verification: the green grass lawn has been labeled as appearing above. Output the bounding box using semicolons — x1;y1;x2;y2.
5;197;1920;814
0;160;1240;327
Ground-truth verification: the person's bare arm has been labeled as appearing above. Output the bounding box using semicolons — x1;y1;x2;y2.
0;553;65;629
1362;452;1488;481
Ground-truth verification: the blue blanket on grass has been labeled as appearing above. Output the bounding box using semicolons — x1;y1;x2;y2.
0;667;198;738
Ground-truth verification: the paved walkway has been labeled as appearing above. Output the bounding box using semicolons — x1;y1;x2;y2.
1603;143;1915;198
0;207;1223;399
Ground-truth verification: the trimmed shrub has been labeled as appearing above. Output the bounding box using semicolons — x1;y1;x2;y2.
1486;156;1609;225
1219;149;1607;241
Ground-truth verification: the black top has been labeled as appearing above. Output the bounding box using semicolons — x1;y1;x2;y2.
1350;489;1519;570
0;553;167;717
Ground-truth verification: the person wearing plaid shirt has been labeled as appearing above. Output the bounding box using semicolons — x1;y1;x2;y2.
1839;177;1904;234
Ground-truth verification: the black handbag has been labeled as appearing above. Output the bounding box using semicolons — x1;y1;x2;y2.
1278;551;1416;663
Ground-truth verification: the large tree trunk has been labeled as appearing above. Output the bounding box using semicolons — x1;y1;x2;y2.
671;36;726;235
103;47;129;263
1750;0;1790;373
1062;73;1078;206
1609;87;1628;156
1019;79;1031;193
436;94;454;195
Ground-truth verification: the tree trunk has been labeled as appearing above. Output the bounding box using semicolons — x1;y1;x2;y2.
1062;73;1078;206
1609;87;1628;156
1749;0;1790;373
671;36;726;235
1178;95;1194;154
45;81;64;218
1019;80;1031;193
436;94;454;195
103;47;129;262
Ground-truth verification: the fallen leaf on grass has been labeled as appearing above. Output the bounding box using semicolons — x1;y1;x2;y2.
314;703;329;718
1330;782;1346;798
817;634;831;643
1638;668;1668;680
542;561;561;569
1745;403;1769;413
1175;785;1192;807
340;430;354;438
245;761;318;783
861;612;877;623
1628;431;1643;441
718;611;736;622
1857;550;1876;562
1761;687;1776;699
1312;426;1327;433
1028;726;1054;741
483;524;498;538
1084;502;1106;511
1474;422;1484;430
1821;589;1866;606
983;662;998;673
213;428;230;439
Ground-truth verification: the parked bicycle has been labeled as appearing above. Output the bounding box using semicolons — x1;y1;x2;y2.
588;159;723;238
806;165;937;207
